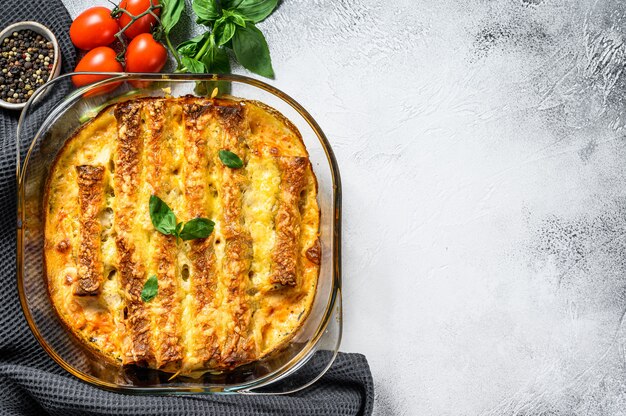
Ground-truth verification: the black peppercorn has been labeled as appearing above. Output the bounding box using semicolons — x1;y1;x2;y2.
0;29;54;104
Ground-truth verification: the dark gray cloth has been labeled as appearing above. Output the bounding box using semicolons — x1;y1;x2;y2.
0;1;374;414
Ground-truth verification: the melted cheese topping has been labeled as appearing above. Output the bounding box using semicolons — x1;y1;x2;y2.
44;96;320;374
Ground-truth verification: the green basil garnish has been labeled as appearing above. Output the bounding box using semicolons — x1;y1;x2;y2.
179;218;215;241
219;149;244;169
141;275;158;302
149;195;177;236
149;195;215;241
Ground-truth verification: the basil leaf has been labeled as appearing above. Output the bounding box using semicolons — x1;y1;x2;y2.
177;33;208;57
206;46;231;73
219;149;244;168
194;39;232;95
222;9;247;27
220;0;243;8
179;218;215;240
232;23;274;78
141;275;158;302
218;22;237;45
212;15;227;32
160;0;185;34
193;0;221;25
200;36;231;73
149;195;177;235
228;0;277;23
181;55;207;73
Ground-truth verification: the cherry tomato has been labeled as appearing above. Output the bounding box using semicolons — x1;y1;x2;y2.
125;33;167;72
70;7;119;50
125;33;167;88
72;47;123;95
117;0;160;39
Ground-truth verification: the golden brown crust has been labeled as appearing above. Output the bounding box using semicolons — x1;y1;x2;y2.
182;101;221;366
270;157;308;287
114;101;154;366
153;233;181;367
44;96;320;375
115;238;153;366
305;238;321;265
221;235;253;366
212;98;246;135
74;164;105;296
114;102;142;198
214;100;255;367
144;100;183;368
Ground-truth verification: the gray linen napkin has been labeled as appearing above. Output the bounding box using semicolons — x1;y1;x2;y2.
0;0;374;414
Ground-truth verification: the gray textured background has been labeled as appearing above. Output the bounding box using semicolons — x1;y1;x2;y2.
63;0;626;414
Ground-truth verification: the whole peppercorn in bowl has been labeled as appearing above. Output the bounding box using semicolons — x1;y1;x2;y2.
0;21;61;110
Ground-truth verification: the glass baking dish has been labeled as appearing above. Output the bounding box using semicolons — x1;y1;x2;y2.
16;72;342;394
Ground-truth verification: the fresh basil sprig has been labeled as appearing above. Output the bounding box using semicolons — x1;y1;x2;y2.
160;0;185;34
192;0;220;25
223;0;278;23
141;275;158;302
179;218;216;240
219;149;244;168
149;195;215;241
232;24;273;78
176;0;277;79
176;31;232;95
153;0;186;68
149;194;177;235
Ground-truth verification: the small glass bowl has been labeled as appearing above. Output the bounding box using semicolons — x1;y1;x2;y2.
16;73;342;394
0;21;61;111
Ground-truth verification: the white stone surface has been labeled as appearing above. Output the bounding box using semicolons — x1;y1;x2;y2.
63;0;626;414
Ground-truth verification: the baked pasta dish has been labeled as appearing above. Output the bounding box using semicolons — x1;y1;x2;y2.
43;96;320;374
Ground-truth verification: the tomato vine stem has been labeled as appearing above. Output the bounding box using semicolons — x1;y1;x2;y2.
107;0;180;66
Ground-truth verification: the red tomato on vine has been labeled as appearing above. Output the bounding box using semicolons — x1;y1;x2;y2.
125;33;168;87
125;33;168;73
117;0;160;39
70;7;119;50
72;47;123;95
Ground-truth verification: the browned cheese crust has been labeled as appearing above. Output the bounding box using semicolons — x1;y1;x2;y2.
43;96;321;374
271;157;308;287
75;165;105;296
113;102;154;366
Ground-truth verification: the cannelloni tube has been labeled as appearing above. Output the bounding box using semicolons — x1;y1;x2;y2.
74;164;105;296
143;99;183;369
270;156;309;287
114;101;154;366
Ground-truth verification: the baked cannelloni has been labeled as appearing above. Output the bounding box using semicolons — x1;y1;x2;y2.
44;96;320;374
